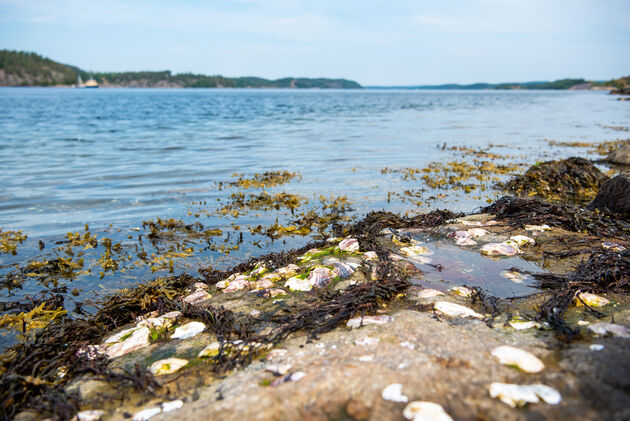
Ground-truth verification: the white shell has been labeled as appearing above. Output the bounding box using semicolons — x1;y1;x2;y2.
400;341;415;350
480;242;519;256
602;241;626;251
275;264;300;277
400;245;432;257
363;251;378;261
105;327;151;359
346;315;394;329
198;342;221;358
508;235;535;246
524;224;550;232
285;276;312;292
265;364;292;375
162;400;184;412
467;228;488;238
574;292;610;307
171;321;205;339
132;407;161;421
355;337;380;346
307;267;335;288
183;289;211;305
223;277;251;293
434;302;483;319
403;401;453;421
149;357;188;375
489;383;561;407
588;322;630;338
491;346;545;373
358;355;374;362
509;320;540;330
417;289;445;299
450;286;472;297
338;238;360;252
501;270;527;284
590;344;605;351
74;410;105;421
382;383;408;403
456;237;477;246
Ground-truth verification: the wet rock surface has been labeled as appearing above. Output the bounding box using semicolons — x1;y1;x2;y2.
4;198;630;421
589;174;630;218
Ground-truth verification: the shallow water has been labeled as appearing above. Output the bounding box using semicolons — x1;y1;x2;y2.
0;88;628;349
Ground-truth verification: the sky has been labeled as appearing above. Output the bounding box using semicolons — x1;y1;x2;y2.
1;0;629;86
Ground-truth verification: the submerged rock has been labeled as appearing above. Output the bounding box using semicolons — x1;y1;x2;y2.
491;345;545;373
403;402;453;421
488;382;561;407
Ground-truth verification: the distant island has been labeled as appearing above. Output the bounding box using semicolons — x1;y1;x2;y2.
368;77;629;91
0;50;362;89
1;49;628;91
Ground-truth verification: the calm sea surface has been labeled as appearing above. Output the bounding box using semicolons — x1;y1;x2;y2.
0;88;628;347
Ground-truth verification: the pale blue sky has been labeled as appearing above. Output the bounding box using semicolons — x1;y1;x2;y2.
1;0;628;85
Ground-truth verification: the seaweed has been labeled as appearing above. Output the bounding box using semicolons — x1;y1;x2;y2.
502;157;608;203
482;196;630;241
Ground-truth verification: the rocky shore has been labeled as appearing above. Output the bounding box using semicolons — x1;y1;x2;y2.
2;148;630;420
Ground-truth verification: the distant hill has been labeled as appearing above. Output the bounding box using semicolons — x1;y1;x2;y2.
369;78;592;90
0;50;362;89
370;76;630;91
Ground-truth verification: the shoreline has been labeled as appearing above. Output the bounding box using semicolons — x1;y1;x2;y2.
2;152;629;419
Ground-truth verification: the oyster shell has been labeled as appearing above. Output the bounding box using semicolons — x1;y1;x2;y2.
488;382;561;407
434;302;483;319
491;346;545;373
403;402;453;421
171;321;205;339
382;383;408;403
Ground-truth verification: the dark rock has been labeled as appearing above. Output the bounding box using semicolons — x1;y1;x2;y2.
607;143;630;166
504;157;608;204
589;174;630;218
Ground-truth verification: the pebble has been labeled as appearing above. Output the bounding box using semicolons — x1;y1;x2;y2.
590;344;605;351
434;302;483;319
491;346;545;373
149;357;188;375
403;401;453;421
489;382;561;407
171;321;205;339
346;315;394;329
382;383;408;403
